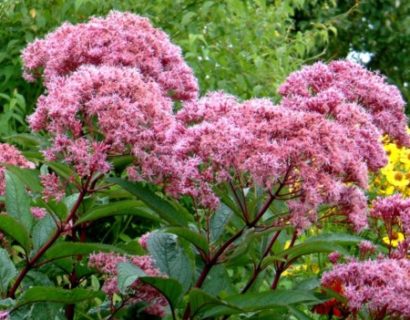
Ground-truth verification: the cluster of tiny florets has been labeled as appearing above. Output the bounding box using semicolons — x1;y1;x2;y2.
22;12;196;179
370;195;410;236
89;252;167;317
22;11;198;101
0;143;35;195
22;12;410;232
321;259;410;318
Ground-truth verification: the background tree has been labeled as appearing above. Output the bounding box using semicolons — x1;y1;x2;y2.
294;0;410;110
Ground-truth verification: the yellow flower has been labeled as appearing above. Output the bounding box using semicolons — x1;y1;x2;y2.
382;232;405;247
400;149;410;168
385;170;409;187
384;143;401;164
383;185;395;195
380;162;395;176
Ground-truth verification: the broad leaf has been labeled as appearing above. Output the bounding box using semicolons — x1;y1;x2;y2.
278;241;348;261
18;287;103;305
46;242;126;261
140;277;183;312
0;249;16;294
165;227;209;253
5;171;33;231
0;215;31;252
77;200;159;224
147;232;193;291
117;262;145;294
189;288;241;318
5;166;42;193
304;233;362;245
109;178;193;226
32;215;57;252
225;289;320;311
210;203;233;242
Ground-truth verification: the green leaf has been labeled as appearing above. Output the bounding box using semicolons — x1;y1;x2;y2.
225;289;320;311
304;233;363;245
32;215;57;252
76;200;159;225
116;262;145;294
108;178;193;226
46;162;77;183
278;241;348;261
0;249;16;294
147;232;193;291
189;288;241;318
18;287;104;305
0;215;31;252
165;227;209;253
46;242;126;261
5;171;33;231
140;277;183;312
210;203;233;242
5;166;42;193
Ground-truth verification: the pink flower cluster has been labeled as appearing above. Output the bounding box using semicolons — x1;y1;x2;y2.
88;252;167;317
0;310;9;320
40;173;65;202
30;207;47;219
22;12;196;179
0;143;35;195
22;11;198;101
370;195;410;236
321;259;410;318
279;60;410;147
22;11;410;232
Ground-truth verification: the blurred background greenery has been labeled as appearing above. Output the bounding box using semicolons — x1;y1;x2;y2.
0;0;409;138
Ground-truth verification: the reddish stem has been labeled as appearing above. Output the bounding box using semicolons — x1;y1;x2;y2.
7;176;92;299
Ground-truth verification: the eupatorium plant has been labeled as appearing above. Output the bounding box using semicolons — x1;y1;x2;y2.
0;10;408;320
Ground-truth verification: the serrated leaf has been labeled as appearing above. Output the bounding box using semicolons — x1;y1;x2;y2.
5;166;42;193
210;203;233;242
0;249;16;294
76;200;159;225
0;215;31;252
165;227;209;253
32;215;57;252
5;171;33;231
109;178;193;226
147;232;193;291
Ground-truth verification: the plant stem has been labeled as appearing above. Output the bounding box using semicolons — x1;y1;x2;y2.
241;230;281;293
7;177;92;299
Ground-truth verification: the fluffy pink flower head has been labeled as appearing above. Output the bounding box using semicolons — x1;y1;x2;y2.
89;252;167;317
40;173;65;202
138;91;378;231
279;60;409;147
28;64;177;178
321;259;410;318
370;195;410;236
358;240;376;257
138;232;152;250
22;11;198;101
0;143;35;195
30;207;47;220
328;251;341;264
